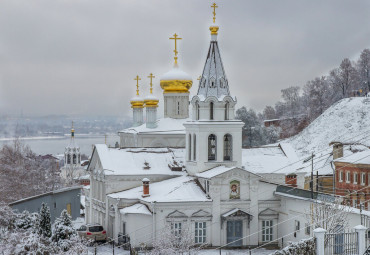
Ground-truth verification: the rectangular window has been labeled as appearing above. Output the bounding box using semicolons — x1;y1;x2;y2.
195;222;206;244
353;173;358;184
339;171;343;182
295;220;300;231
361;173;366;185
305;223;310;235
353;199;357;208
67;203;71;215
171;222;182;240
346;172;350;183
262;220;273;242
204;180;210;195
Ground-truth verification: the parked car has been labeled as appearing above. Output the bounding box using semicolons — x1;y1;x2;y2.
77;224;107;242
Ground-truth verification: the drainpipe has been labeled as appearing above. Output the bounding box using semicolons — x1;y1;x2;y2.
151;201;156;244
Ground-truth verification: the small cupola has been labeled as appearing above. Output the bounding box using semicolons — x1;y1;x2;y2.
130;75;145;127
142;178;150;197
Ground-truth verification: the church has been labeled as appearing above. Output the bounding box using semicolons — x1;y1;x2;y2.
84;4;366;249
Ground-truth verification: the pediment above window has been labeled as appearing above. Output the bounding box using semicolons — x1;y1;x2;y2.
191;209;212;218
259;208;279;219
167;210;187;219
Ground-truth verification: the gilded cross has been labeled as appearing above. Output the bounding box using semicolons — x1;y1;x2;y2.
169;33;182;64
134;75;141;96
148;73;155;94
211;3;218;23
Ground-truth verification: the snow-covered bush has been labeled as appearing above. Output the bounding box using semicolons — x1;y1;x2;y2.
15;210;39;230
271;237;315;255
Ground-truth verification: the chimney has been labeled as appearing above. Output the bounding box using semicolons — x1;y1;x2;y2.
142;178;150;197
330;142;343;160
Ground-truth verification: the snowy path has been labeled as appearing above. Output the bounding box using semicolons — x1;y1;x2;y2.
87;245;276;254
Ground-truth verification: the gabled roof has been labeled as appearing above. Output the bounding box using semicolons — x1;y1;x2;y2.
196;39;231;101
90;144;185;176
195;166;261;179
108;176;211;203
120;203;151;216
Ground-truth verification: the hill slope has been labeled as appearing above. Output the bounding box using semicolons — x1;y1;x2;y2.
286;97;370;157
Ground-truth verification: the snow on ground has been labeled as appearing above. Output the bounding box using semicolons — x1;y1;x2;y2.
87;245;276;255
285;97;370;157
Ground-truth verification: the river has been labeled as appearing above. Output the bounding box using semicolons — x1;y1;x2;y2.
0;135;120;156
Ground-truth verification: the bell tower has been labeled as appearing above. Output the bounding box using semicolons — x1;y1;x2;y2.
184;3;244;175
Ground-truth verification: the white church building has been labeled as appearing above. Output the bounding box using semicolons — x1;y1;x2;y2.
85;5;367;249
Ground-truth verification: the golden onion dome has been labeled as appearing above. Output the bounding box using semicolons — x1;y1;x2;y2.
160;65;193;94
130;96;144;108
144;94;159;107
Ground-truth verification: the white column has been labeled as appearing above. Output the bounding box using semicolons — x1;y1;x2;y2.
313;228;326;255
354;225;367;255
146;107;157;129
133;108;143;127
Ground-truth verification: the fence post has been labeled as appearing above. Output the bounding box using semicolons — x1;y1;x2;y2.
354;225;367;255
313;228;326;255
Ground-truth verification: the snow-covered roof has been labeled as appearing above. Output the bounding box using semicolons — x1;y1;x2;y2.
286;97;370;157
120;203;152;215
196;37;231;100
334;149;370;165
195;166;235;179
119;117;188;134
93;144;185;176
109;176;211;203
300;146;370;176
241;144;306;175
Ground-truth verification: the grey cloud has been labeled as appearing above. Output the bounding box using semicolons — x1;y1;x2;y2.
0;0;370;116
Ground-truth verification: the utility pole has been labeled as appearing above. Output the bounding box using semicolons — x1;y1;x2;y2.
311;152;314;199
316;171;319;192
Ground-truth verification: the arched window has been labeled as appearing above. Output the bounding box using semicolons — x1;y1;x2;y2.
208;134;217;161
193;135;196;160
73;154;77;164
210;102;214;120
225;102;229;120
188;134;192;161
195;102;200;120
67;154;71;164
224;134;232;161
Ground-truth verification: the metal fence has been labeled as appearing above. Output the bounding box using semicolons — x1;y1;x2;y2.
325;231;358;255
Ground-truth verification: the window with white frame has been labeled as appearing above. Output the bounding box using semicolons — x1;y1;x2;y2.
262;220;273;242
295;220;300;231
361;172;366;185
339;171;343;182
305;223;310;235
346;172;350;183
171;222;182;240
353;173;358;184
195;222;206;244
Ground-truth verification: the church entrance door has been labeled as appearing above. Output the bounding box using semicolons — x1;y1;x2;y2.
226;220;243;247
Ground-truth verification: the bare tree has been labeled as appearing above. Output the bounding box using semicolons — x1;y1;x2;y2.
329;58;359;98
0;139;62;203
306;198;350;237
148;222;201;255
357;48;370;93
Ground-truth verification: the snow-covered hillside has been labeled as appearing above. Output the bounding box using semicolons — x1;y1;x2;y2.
286;97;370;157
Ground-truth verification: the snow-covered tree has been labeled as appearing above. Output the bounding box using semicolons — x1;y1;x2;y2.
306;198;350;237
357;48;370;92
38;203;52;238
329;58;359;98
0;139;62;204
149;222;200;255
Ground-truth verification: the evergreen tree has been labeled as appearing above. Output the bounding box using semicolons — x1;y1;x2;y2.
38;203;51;238
52;209;76;251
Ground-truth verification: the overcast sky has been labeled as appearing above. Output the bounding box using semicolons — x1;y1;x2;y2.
1;0;370;117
